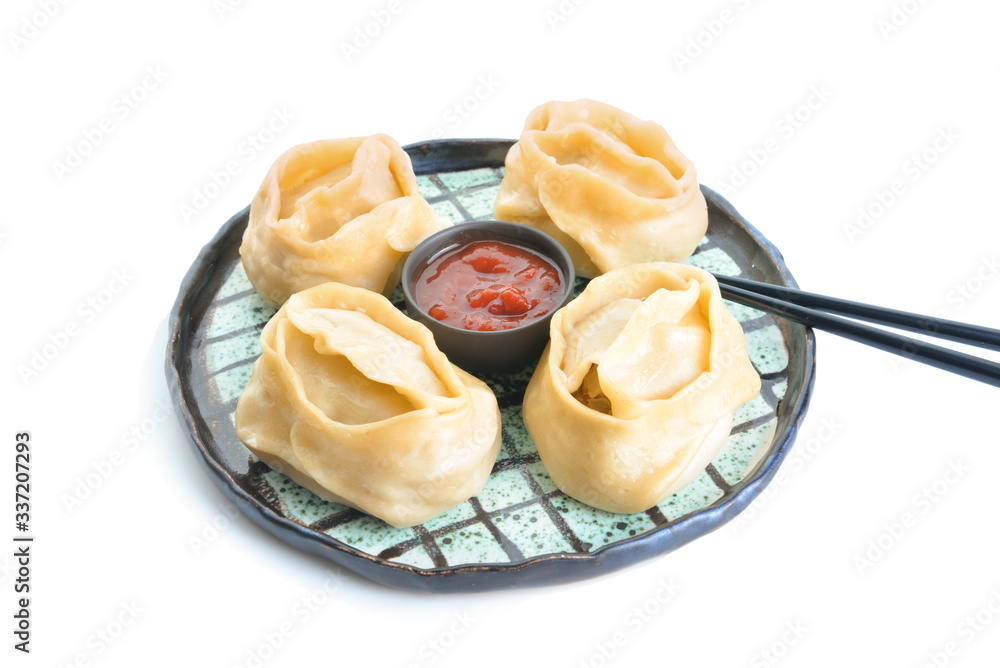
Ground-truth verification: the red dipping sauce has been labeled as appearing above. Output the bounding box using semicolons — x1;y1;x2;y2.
414;240;564;332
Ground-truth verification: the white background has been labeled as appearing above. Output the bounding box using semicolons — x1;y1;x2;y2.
3;0;999;666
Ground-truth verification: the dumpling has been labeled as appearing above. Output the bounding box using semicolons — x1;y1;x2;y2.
522;263;760;513
494;99;708;278
240;134;447;308
234;282;502;528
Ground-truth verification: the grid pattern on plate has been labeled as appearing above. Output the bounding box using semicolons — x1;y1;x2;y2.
197;168;789;569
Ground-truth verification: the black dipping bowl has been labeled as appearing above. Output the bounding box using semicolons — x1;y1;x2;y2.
402;221;575;374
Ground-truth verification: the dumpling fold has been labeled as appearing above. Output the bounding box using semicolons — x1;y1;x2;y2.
495;100;708;278
241;134;447;308
235;282;502;528
523;263;760;513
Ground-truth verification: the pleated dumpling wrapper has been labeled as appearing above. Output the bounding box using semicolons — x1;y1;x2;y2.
523;263;760;514
494;99;708;279
235;282;502;528
240;134;447;309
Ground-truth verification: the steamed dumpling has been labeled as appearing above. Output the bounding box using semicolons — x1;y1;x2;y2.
495;100;708;278
235;282;502;528
241;135;447;308
523;263;760;513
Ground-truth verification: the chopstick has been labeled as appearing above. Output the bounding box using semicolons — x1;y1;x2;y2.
715;275;1000;351
714;275;1000;388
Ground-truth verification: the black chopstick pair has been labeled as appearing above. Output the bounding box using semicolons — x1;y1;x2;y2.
713;274;1000;388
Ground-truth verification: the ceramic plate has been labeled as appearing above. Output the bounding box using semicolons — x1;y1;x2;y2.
166;139;816;592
